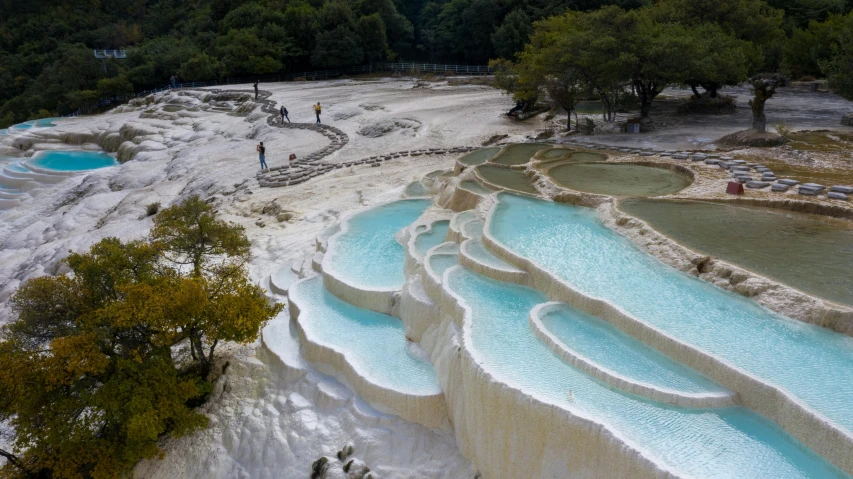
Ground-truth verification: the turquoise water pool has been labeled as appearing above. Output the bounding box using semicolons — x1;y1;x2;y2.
29;151;117;171
290;275;440;395
414;220;450;258
463;239;522;272
11;118;57;130
539;303;729;395
447;266;847;478
489;194;853;435
324;199;431;290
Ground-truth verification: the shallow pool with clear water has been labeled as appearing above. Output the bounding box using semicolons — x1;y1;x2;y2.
547;163;691;197
414;220;450;258
458;147;501;166
539;303;729;395
489;194;853;435
459;180;495;196
28;151;117;171
490;143;551;166
289;275;440;395
324;199;431;290
620;199;853;306
447;265;847;478
475;166;537;194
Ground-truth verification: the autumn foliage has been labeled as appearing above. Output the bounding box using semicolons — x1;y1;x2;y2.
0;196;282;479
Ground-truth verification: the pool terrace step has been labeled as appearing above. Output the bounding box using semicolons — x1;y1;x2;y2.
288;275;446;428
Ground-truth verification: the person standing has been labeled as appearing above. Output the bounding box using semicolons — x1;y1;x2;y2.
314;102;322;124
253;80;259;100
280;105;290;123
257;142;268;170
170;75;177;88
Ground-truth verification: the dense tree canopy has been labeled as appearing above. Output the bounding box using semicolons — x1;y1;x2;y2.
0;0;849;126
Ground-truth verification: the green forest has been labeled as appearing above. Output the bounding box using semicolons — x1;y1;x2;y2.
1;0;852;127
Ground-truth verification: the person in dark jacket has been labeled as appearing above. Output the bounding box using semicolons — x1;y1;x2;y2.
253;80;259;100
280;106;290;123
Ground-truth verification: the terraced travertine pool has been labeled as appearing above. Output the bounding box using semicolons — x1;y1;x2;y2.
289;275;440;395
490;143;551;166
323;199;431;290
458;147;501;166
538;302;730;396
474;165;537;194
446;266;846;478
489;193;853;435
413;220;450;258
620;199;853;306
28;150;117;171
546;163;691;197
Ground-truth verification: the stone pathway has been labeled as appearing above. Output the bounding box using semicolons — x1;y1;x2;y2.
207;88;476;188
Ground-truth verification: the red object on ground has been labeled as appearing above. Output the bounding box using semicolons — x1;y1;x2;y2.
726;181;744;195
289;154;297;161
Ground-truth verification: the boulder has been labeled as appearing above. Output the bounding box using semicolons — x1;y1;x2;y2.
841;113;853;126
770;183;790;192
828;192;848;200
778;178;800;186
746;181;770;189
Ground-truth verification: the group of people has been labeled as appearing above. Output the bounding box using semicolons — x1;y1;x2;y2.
276;102;322;124
256;101;325;171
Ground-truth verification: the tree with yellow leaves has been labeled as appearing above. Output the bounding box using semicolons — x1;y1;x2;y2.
0;196;281;479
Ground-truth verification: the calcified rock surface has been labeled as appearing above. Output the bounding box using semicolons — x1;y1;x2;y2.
2;77;853;478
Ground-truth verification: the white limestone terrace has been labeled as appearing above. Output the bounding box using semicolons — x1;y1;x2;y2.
0;77;541;478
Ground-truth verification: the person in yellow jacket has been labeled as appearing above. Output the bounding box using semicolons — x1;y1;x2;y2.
313;102;322;124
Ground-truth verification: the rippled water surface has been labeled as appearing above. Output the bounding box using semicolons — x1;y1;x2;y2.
490;194;853;435
447;266;847;478
289;276;440;394
325;199;430;289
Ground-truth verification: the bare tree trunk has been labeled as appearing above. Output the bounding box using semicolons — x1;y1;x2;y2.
750;97;767;131
748;74;784;132
0;448;28;475
690;84;701;98
566;109;572;131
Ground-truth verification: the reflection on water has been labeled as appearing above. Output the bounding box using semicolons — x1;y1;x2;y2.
621;199;853;306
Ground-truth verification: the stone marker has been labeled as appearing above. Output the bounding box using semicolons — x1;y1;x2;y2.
830;185;853;194
771;183;790;192
726;181;744;195
746;181;770;189
828;192;848;200
778;178;800;186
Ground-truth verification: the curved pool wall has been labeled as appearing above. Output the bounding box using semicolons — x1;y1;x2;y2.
458;239;529;285
474;165;537;194
26;150;117;172
620;198;853;307
530;302;736;408
483;193;853;473
457;147;501;166
545;162;692;197
426;264;847;479
287;275;446;428
413;220;450;259
489;143;552;166
322;198;431;314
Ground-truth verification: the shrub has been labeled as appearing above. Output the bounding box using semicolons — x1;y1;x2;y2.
145;201;160;216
